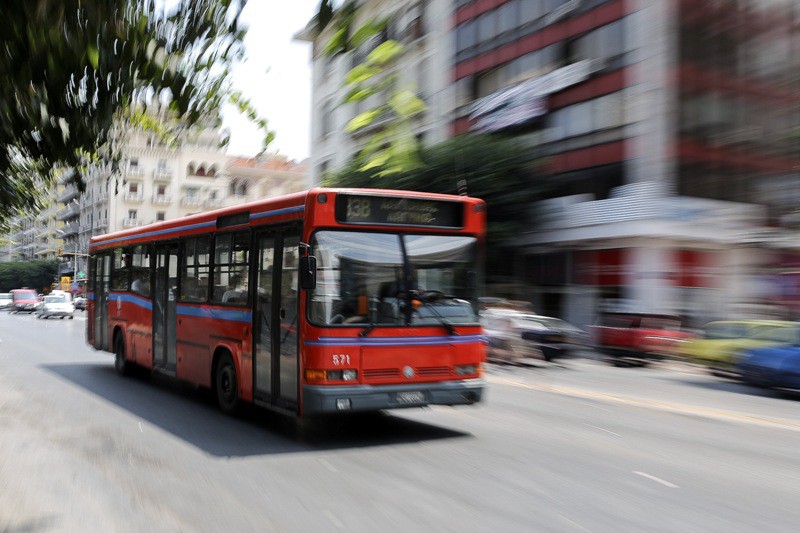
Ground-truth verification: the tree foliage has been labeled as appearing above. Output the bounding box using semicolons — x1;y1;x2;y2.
0;0;264;229
322;134;543;278
317;0;426;176
0;260;59;293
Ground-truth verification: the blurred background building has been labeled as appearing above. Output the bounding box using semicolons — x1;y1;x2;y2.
304;0;800;328
299;0;454;179
0;111;309;292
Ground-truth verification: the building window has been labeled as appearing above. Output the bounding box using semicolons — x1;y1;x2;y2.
321;100;334;137
129;158;139;168
456;20;477;53
129;182;139;193
157;159;167;170
157;184;167;195
156;212;165;221
128;210;137;220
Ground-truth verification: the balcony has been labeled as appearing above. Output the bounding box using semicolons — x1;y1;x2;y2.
152;194;173;205
124;192;144;203
35;243;57;255
79;224;93;234
204;198;223;208
122;218;146;228
153;168;173;182
56;203;80;221
95;192;109;204
60;222;80;237
126;167;144;179
180;196;204;207
95;218;108;229
57;184;80;203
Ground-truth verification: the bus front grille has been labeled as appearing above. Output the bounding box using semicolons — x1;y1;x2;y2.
364;368;400;379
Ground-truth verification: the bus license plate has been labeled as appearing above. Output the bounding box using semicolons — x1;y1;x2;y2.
396;391;425;404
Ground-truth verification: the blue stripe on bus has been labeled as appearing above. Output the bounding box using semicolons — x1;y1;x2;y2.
305;335;488;347
250;205;305;220
91;205;304;249
93;221;216;247
107;292;153;310
176;305;252;323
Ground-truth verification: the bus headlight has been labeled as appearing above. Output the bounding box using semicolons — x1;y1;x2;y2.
307;369;358;382
455;364;478;375
327;369;358;381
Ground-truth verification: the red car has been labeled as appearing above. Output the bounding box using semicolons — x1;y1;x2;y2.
592;312;695;366
10;288;39;313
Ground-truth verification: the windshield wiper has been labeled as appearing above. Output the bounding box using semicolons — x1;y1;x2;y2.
359;322;377;337
415;291;457;335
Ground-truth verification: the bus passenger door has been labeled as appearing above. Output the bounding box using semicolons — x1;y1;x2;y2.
253;233;275;401
153;243;178;370
277;233;300;407
93;254;110;351
253;229;300;410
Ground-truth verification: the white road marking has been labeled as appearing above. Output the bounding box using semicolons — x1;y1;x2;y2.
324;510;344;529
577;400;610;412
319;458;339;473
633;471;679;489
583;423;620;437
557;513;592;532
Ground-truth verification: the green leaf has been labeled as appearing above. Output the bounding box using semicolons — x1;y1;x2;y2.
322;28;347;57
342;85;378;104
344;63;381;85
349;19;386;49
366;40;404;66
87;46;99;69
345;109;381;132
388;90;426;118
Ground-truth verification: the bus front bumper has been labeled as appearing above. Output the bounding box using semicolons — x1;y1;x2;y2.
302;379;485;414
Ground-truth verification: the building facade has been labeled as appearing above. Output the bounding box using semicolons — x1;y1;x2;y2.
298;0;454;183
451;0;800;327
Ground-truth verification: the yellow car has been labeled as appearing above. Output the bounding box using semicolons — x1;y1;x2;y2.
680;320;800;372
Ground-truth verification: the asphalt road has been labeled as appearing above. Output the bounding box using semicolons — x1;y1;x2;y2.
1;311;800;532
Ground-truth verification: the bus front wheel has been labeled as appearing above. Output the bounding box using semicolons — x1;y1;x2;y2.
215;353;240;415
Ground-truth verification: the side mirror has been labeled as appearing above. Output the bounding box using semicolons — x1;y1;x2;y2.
299;255;317;290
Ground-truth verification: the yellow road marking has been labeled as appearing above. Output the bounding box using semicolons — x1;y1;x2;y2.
487;375;800;432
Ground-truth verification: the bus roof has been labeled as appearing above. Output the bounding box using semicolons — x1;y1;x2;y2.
90;188;485;251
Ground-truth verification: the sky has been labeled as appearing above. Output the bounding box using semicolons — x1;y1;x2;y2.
221;1;318;162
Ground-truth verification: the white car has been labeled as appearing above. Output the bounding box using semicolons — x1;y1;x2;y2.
37;294;75;319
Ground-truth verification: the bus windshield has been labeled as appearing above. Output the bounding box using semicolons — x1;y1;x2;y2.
309;231;479;327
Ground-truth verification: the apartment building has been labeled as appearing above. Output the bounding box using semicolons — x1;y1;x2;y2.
298;0;453;183
451;0;800;326
226;155;310;201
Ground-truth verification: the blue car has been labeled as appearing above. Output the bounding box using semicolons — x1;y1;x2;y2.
738;345;800;390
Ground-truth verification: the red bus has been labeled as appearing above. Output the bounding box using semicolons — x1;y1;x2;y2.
87;188;486;416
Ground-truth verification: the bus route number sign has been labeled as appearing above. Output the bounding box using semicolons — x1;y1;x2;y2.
335;194;463;229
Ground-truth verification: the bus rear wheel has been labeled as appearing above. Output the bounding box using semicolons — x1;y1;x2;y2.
114;335;130;376
215;354;240;415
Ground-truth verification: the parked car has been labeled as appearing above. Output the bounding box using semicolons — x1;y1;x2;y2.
0;293;13;311
679;320;800;374
37;294;75;319
592;312;695;366
738;344;800;390
73;295;87;310
481;309;581;363
10;288;39;313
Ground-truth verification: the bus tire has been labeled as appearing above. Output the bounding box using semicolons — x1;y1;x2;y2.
215;353;240;415
114;334;130;376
